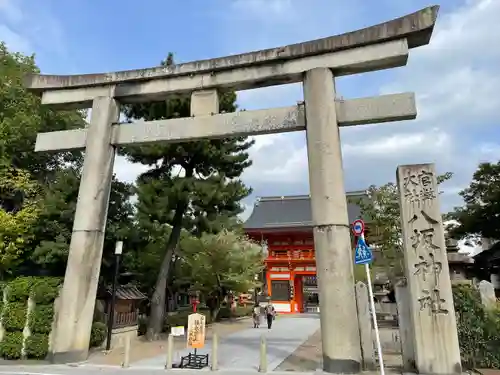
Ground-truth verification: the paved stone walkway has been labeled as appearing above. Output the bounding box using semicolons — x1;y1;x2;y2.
88;316;253;366
132;314;320;371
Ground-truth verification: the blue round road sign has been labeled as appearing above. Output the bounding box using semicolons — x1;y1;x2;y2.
352;219;365;236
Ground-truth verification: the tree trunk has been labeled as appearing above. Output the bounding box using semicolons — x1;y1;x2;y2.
212;305;221;321
146;200;187;341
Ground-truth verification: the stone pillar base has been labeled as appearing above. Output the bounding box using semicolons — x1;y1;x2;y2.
99;325;139;350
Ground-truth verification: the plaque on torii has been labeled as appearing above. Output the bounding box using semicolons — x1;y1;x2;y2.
25;6;439;373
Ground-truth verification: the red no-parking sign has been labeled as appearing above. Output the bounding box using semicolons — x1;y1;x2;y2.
352;219;365;236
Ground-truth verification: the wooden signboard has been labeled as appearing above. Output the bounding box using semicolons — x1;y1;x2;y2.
187;313;206;349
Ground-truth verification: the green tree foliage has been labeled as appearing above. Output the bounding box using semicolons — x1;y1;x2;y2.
178;230;264;320
121;53;253;339
0;42;135;279
0;42;84;181
453;284;500;368
29;167;134;279
448;162;500;243
121;223;191;297
357;172;453;279
0;165;40;278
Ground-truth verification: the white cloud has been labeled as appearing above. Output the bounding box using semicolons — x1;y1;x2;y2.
479;143;500;158
0;0;31;52
111;0;500;217
113;156;149;184
342;129;450;158
10;0;498;219
0;0;69;68
232;0;500;213
239;202;254;222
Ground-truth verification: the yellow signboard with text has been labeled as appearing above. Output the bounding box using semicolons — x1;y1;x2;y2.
187;313;206;349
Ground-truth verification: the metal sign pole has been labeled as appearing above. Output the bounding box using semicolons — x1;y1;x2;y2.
352;220;385;375
361;233;385;375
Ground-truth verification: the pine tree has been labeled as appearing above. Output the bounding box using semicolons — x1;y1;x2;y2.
121;53;254;339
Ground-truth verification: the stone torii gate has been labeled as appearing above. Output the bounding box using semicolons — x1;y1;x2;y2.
25;6;438;373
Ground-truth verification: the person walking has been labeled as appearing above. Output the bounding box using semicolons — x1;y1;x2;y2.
264;302;275;329
252;303;261;328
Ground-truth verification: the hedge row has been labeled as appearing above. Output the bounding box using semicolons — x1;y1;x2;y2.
0;277;62;360
162;305;253;332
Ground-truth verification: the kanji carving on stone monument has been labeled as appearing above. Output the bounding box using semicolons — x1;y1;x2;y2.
417;288;449;315
410;227;440;252
414;255;430;281
413;253;443;285
402;169;437;206
397;163;461;374
409;209;440;253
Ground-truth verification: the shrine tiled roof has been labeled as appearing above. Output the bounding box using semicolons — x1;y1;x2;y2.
474;241;500;265
105;285;147;300
244;192;368;230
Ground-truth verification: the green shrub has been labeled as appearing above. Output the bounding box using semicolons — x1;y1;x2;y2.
217;305;252;320
163;310;213;332
24;333;49;359
0;331;24;359
6;277;33;302
163;311;191;332
2;302;27;331
0;277;62;361
90;322;107;348
29;305;54;334
217;307;230;320
31;278;62;304
176;304;209;312
235;306;253;317
138;315;147;336
453;284;500;368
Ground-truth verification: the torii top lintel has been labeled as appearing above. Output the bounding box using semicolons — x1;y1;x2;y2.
24;6;438;92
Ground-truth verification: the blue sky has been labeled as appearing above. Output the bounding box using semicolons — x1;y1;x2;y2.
1;0;499;221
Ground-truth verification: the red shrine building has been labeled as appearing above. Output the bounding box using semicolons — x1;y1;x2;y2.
244;193;367;314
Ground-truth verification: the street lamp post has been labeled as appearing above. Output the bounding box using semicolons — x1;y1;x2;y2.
254;274;259;303
106;240;123;351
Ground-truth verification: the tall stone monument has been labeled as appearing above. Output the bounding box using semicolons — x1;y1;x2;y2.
25;7;439;373
397;164;462;374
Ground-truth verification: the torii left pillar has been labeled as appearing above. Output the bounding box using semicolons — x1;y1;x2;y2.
49;89;219;362
50;94;119;362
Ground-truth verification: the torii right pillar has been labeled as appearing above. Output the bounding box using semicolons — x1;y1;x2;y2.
397;163;462;374
304;68;362;373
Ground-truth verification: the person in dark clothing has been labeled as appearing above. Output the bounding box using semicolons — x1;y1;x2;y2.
264;302;275;329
